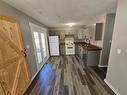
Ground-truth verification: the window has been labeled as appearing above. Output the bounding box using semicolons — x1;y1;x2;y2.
41;33;46;58
33;31;47;65
33;32;42;64
30;22;48;70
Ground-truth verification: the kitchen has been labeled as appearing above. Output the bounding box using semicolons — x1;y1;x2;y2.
48;14;115;80
1;0;127;95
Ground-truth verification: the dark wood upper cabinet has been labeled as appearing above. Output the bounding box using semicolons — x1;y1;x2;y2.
95;23;103;40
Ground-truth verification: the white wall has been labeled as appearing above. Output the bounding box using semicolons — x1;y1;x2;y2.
105;0;127;95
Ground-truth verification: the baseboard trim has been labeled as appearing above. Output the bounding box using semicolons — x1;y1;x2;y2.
104;79;120;95
98;65;108;67
32;56;50;80
31;69;40;81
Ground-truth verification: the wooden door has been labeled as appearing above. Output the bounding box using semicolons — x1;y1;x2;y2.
0;16;30;95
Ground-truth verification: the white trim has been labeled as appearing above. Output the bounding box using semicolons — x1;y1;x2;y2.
31;56;49;80
31;63;45;80
98;65;108;67
31;64;43;80
31;69;40;81
104;79;120;95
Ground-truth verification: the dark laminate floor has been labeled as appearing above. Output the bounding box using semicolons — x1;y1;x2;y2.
24;55;115;95
90;67;107;80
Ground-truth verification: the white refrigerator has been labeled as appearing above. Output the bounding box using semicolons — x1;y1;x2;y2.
48;36;60;56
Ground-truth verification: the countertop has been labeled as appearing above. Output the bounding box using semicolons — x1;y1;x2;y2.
75;42;102;51
60;42;102;51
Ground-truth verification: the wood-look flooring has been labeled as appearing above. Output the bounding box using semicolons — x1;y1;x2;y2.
90;67;107;80
24;55;115;95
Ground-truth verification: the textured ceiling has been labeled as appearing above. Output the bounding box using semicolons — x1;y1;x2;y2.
3;0;117;27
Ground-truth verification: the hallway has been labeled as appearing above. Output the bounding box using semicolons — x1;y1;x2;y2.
25;56;115;95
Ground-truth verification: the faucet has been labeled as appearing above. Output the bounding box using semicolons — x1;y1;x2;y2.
84;36;92;46
86;38;90;46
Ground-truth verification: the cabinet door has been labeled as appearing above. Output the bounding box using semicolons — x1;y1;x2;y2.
83;49;87;64
95;23;103;40
75;45;79;55
0;16;30;95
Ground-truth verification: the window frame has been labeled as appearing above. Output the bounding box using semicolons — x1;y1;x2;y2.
29;22;48;70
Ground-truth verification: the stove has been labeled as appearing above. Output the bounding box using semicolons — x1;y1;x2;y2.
65;37;75;55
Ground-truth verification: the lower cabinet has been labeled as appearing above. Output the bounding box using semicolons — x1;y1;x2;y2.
86;51;100;66
76;45;101;66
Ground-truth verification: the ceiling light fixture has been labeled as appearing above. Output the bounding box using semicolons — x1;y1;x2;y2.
65;23;76;27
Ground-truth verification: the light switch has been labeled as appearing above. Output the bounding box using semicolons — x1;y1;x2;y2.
117;49;121;54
